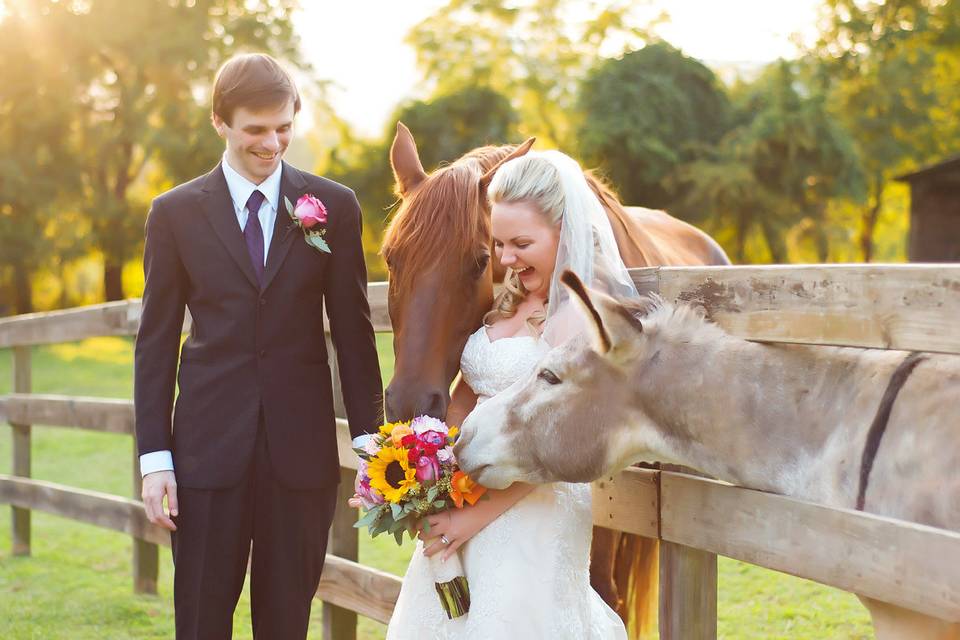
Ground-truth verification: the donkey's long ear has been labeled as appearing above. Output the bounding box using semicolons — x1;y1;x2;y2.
561;270;642;355
390;122;428;196
479;137;536;194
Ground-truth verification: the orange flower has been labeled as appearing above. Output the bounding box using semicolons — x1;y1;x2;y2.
449;470;486;508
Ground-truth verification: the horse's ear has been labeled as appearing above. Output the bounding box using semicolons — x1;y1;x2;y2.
479;137;536;194
390;122;428;196
561;270;642;355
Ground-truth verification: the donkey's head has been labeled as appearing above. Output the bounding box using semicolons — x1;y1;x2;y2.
455;270;678;488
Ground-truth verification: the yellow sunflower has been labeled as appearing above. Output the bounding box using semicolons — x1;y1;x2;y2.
367;445;418;503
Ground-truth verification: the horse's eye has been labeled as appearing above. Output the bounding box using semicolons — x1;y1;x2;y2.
538;369;561;385
471;254;490;279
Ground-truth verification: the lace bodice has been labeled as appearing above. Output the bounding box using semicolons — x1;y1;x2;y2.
386;326;626;640
459;326;550;401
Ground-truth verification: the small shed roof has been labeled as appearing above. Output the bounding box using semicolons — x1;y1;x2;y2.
896;155;960;183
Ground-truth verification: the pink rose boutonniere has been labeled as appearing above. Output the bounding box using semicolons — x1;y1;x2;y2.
285;194;331;253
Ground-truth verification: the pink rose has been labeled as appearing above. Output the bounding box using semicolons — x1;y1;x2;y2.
294;194;327;228
415;455;440;485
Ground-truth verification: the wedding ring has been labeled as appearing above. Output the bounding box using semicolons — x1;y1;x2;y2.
440;534;451;546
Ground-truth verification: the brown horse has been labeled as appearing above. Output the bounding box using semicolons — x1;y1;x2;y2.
381;122;729;636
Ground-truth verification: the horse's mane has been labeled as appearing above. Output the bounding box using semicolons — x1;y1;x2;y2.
382;145;515;295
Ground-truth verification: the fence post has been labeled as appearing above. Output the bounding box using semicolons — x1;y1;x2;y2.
11;345;32;556
658;541;717;639
132;447;159;594
658;465;717;640
322;334;359;640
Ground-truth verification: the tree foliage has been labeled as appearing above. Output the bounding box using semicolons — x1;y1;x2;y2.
406;0;657;146
673;61;864;263
577;42;731;209
811;0;960;260
2;0;305;300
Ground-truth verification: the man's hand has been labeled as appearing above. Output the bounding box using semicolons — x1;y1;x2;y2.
142;470;178;531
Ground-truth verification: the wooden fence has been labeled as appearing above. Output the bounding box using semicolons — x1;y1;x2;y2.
2;264;959;639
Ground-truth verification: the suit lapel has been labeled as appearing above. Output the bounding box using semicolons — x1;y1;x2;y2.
200;164;260;290
262;162;307;292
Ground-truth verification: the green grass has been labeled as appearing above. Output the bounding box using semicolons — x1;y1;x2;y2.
0;338;873;639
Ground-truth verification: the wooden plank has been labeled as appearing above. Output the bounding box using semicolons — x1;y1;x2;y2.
0;300;145;347
366;281;390;333
0;474;170;546
337;419;359;471
629;264;960;354
1;394;134;434
591;467;659;537
0;474;401;622
11;346;31;556
132;442;158;594
0;282;390;348
316;555;401;625
659;471;960;621
323;466;362;640
658;541;717;640
0;394;358;472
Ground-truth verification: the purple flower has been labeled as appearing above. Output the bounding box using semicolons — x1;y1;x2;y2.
411;415;447;435
436;446;455;465
357;479;384;509
417;430;446;448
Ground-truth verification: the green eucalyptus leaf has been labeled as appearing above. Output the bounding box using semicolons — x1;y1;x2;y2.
305;232;331;254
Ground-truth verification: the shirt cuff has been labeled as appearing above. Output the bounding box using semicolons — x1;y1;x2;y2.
139;450;174;476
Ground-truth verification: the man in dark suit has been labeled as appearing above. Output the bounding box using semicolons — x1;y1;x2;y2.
134;53;382;639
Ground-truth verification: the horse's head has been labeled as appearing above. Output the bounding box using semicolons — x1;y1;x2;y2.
455;271;671;488
382;123;533;421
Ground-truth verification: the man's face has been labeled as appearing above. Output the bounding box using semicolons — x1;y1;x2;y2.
213;101;294;184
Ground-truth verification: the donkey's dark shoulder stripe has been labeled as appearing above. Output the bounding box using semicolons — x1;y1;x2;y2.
856;351;927;511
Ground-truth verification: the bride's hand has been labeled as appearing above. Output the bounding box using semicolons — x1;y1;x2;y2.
419;507;491;561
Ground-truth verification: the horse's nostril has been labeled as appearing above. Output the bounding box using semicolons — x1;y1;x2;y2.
424;391;447;420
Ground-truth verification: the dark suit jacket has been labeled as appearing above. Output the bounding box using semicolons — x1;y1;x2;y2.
134;162;382;490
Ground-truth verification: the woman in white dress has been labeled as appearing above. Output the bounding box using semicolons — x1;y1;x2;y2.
383;149;636;640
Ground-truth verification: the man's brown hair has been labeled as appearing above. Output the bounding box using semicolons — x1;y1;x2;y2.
212;53;301;126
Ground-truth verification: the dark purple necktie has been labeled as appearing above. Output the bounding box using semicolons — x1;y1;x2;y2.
243;189;266;286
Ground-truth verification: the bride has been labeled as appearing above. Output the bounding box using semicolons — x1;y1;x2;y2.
383;149;636;639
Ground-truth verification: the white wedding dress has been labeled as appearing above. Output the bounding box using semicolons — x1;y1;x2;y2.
385;327;627;640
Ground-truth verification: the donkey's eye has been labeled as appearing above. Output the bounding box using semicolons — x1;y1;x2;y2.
538;369;561;385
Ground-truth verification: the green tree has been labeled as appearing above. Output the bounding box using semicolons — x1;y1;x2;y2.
15;0;305;301
0;12;81;314
576;42;732;209
812;0;960;261
674;61;864;263
407;0;657;146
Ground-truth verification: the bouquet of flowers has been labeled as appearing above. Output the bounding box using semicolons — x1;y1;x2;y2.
352;415;487;619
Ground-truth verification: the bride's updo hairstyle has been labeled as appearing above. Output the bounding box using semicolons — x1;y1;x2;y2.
483;154;564;332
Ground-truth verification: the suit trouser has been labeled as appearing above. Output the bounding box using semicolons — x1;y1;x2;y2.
170;417;338;640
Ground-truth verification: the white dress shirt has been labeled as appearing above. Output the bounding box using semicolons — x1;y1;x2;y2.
139;156;284;477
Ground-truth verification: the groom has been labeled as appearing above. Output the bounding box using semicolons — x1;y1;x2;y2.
134;53;383;639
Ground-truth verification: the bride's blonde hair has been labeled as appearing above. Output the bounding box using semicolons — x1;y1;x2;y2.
483;155;565;332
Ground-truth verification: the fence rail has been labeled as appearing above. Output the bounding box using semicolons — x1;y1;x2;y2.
2;264;960;639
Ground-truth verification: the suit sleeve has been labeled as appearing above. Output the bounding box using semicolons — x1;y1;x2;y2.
324;189;384;439
134;198;187;457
